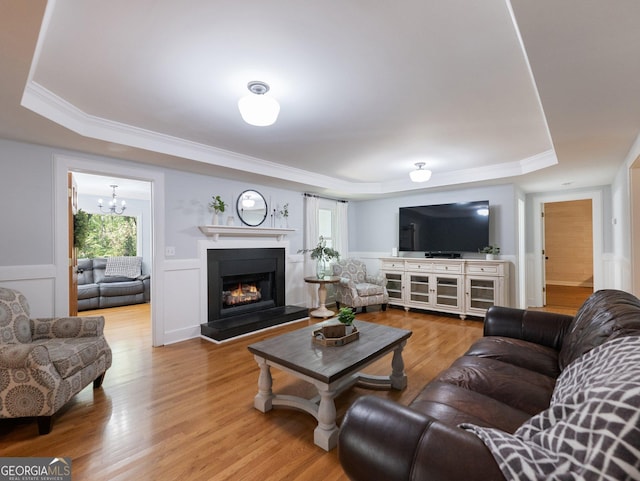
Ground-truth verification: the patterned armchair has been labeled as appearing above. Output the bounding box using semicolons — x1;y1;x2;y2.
0;287;112;434
332;258;389;312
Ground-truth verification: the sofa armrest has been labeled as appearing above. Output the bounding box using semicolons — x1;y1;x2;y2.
0;343;52;369
338;396;505;481
31;316;106;341
484;306;574;350
365;273;387;287
337;278;358;297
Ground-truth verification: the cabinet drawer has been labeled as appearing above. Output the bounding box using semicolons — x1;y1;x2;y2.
466;264;500;275
432;263;462;273
405;261;431;272
381;260;404;271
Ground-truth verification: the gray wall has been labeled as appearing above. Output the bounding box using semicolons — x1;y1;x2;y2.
349;184;517;256
0;140;56;266
163;168;304;259
0;137;627;285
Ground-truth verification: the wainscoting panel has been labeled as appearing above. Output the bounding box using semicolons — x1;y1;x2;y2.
162;259;201;345
0;264;57;317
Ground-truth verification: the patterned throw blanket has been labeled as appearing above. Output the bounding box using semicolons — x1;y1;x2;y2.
105;256;142;278
463;336;640;481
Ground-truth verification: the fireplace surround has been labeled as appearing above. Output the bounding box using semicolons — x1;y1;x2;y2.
200;246;307;341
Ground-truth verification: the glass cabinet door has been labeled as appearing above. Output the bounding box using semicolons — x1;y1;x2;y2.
434;276;460;308
409;275;430;303
468;278;496;311
385;273;403;301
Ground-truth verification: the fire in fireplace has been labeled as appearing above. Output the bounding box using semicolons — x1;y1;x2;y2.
223;282;262;306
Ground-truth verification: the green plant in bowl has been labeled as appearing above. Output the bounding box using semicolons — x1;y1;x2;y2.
337;307;355;326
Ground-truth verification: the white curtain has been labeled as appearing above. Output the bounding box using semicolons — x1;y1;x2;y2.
335;201;349;259
303;195;320;307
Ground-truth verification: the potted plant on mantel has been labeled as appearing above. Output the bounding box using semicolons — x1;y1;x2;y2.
209;195;227;225
298;235;340;278
479;245;500;260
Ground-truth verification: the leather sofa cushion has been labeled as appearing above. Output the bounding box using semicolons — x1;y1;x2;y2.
434;356;556;415
464;336;560;378
99;275;138;283
99;280;144;297
559;289;640;369
410;381;530;433
77;283;99;300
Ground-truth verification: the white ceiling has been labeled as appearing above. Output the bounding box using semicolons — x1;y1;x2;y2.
2;0;640;199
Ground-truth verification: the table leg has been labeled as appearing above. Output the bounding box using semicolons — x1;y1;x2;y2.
310;283;334;318
313;388;339;451
390;341;408;390
253;356;274;412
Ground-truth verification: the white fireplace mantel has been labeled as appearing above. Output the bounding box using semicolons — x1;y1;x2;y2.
198;225;295;241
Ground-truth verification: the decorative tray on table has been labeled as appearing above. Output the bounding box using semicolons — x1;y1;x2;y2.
312;324;359;347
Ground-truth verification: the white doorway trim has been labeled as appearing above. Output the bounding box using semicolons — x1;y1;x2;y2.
631;164;640;298
517;197;527;308
531;190;603;307
54;154;165;347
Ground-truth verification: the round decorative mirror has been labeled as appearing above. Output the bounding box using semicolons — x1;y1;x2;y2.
236;190;268;227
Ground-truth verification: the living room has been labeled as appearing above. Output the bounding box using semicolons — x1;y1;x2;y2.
1;1;640;479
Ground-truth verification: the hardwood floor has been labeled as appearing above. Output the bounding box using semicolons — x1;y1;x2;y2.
0;300;581;480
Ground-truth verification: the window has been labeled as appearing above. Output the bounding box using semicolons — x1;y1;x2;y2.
318;206;335;250
78;214;137;258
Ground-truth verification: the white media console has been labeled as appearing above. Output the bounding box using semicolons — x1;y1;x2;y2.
380;257;510;319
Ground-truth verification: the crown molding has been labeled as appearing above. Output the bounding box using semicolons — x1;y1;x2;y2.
21;81;557;195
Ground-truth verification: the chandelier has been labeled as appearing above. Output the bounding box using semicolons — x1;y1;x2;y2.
98;185;126;215
237;81;280;126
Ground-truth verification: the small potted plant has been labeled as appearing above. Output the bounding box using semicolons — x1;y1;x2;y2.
337;307;356;334
298;236;340;278
479;245;500;260
209;195;227;225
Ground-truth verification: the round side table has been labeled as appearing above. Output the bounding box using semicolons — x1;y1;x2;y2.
304;276;340;318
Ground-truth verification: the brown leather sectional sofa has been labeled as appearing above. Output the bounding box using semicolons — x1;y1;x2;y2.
338;289;640;481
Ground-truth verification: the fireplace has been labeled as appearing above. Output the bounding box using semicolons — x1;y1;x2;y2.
200;247;307;341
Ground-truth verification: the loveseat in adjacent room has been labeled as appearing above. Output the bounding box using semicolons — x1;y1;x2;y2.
77;256;150;311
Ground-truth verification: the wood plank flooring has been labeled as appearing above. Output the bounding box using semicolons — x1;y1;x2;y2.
0;297;582;480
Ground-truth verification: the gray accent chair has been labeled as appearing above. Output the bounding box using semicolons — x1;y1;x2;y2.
332;258;389;312
0;287;112;434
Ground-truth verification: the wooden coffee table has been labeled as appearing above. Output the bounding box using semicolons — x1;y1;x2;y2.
247;320;412;450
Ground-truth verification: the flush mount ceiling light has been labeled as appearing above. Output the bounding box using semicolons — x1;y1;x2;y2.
237;81;280;126
409;162;432;183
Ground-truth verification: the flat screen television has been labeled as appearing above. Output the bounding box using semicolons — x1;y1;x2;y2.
399;201;490;255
